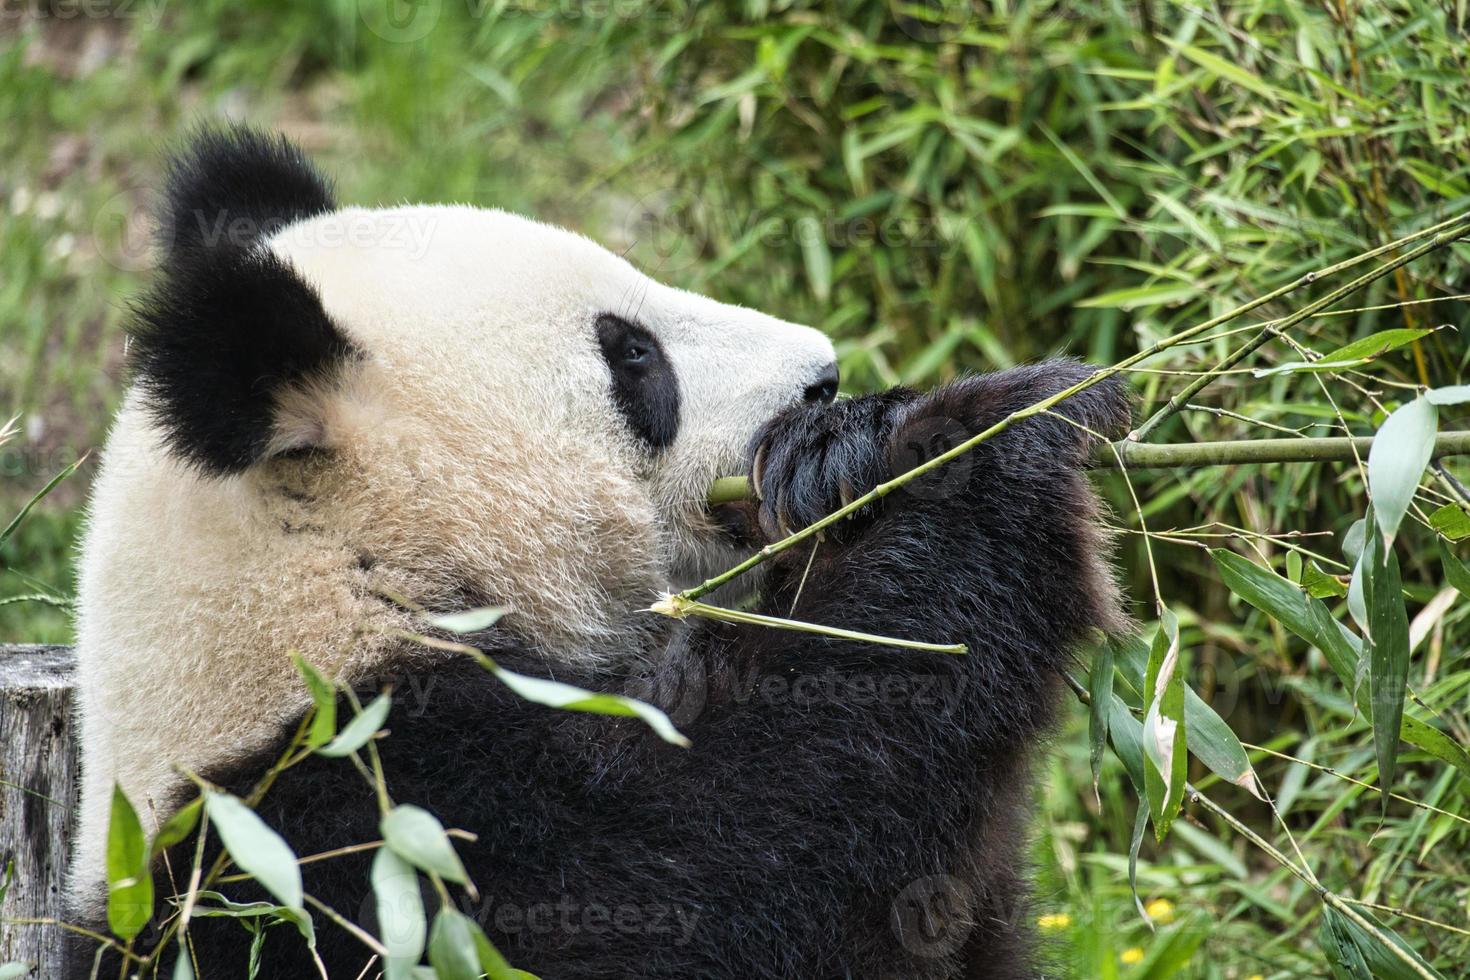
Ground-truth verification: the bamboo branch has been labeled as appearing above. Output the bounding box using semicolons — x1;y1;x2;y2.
673;212;1470;605
1130;207;1470;442
1185;784;1439;980
1129;328;1278;442
707;431;1470;504
1098;430;1470;469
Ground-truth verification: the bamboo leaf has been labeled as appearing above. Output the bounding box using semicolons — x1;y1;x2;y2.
404;627;693;748
372;846;427;972
106;784;153;940
1170;40;1304;106
0;454;87;554
195;895;317;957
1254;357;1391;378
1364;509;1410;808
1075;283;1198;310
1212;550;1470;779
1214;549;1361;681
1304;561;1348;598
1088;639;1115;804
292;653;337;749
1107;692;1148;792
1141;609;1187;841
1428;503;1470;541
1324;328;1437;363
1368;397;1437;542
1321;906;1374;980
317;693;391;758
150;797;203;857
172;943;193;980
490;664;691;748
1111;631;1260;795
427;907;480;980
1106;694;1155;924
426;607;508;634
1426;384;1470;405
1320;905;1445;980
381;805;469;887
1347;549;1369;632
797;215;832;301
1343;519;1366;565
1128;801;1151;925
1439;540;1470;598
427;907;518;980
204;791;303;913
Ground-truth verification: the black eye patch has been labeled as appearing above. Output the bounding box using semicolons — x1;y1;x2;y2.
595;313;680;450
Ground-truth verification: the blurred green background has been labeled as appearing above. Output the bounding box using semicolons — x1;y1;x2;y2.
3;1;1469;975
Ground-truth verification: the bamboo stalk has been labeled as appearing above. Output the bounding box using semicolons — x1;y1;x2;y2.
707;431;1470;504
1101;430;1470;468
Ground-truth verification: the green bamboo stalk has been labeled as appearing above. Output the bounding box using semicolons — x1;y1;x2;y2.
707;432;1470;503
1101;431;1470;468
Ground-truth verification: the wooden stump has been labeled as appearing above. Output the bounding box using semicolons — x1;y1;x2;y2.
0;645;78;977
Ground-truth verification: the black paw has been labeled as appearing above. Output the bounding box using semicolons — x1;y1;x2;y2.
748;390;914;541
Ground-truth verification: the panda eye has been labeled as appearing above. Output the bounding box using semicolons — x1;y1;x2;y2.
622;342;651;366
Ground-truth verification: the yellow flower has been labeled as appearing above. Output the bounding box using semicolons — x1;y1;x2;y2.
1144;898;1175;923
1245;975;1265;980
1036;912;1071;931
1120;947;1145;965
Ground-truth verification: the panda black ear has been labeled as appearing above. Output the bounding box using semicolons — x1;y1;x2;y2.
130;127;358;475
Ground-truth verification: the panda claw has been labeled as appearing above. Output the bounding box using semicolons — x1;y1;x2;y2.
750;441;769;502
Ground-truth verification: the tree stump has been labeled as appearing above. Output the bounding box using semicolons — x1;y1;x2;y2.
0;645;79;977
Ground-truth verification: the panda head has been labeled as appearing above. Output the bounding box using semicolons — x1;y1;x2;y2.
117;128;837;659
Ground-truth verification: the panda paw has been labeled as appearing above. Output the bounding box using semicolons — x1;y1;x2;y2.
748;389;915;541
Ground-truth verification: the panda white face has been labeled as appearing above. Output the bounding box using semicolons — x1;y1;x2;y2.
265;204;837;602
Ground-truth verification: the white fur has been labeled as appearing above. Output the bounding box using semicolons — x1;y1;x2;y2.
69;205;835;913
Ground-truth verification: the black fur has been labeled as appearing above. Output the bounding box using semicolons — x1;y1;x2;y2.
129;128;355;474
596;313;681;449
160;127;336;254
70;362;1128;979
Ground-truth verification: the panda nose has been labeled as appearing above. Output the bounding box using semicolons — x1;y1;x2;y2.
803;363;840;404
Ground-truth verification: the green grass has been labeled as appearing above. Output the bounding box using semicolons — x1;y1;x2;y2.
3;1;1469;974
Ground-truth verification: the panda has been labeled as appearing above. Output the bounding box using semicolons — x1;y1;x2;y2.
65;127;1129;979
